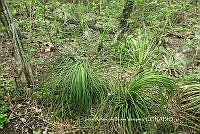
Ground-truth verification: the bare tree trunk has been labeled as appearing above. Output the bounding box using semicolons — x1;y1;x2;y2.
0;1;11;36
0;0;34;88
116;0;134;41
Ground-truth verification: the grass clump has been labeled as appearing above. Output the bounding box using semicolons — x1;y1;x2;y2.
93;70;175;133
42;58;107;117
177;84;200;131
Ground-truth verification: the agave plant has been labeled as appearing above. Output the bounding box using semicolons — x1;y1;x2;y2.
43;58;106;117
94;70;175;133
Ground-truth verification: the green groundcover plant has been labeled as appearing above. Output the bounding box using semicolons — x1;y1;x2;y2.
0;100;9;129
0;78;13;129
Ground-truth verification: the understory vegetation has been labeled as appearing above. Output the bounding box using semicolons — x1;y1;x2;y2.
0;78;14;129
0;0;199;134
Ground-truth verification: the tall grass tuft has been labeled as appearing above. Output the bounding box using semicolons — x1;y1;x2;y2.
93;70;175;133
43;58;106;117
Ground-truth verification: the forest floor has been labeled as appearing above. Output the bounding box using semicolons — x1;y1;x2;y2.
0;36;82;134
0;1;200;134
1;29;199;134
